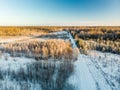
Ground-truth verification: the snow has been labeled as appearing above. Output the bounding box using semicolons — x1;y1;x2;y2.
50;31;77;48
87;50;120;60
0;36;48;44
0;53;35;71
0;80;42;90
87;50;120;90
0;31;119;90
0;36;31;43
52;61;60;89
84;55;112;90
68;54;96;90
0;53;42;90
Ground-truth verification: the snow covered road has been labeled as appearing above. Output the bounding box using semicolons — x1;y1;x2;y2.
68;54;96;90
68;54;113;90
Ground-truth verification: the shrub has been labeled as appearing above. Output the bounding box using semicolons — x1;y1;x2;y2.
2;39;75;61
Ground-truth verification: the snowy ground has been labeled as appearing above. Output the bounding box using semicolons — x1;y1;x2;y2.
0;31;119;90
87;51;120;90
0;31;69;44
0;53;42;90
0;36;31;43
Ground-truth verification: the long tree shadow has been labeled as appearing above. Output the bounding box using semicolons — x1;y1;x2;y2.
0;60;74;90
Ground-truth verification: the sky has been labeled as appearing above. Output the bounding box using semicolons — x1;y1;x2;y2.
0;0;120;26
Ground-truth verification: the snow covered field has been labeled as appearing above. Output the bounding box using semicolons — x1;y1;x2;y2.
0;31;119;90
0;36;31;43
87;51;120;90
0;53;42;90
0;52;73;90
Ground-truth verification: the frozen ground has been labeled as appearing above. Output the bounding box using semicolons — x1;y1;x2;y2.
0;36;31;43
67;52;119;90
0;31;69;44
0;31;119;90
0;53;42;90
87;51;120;90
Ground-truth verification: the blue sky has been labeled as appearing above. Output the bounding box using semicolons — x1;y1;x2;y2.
0;0;119;26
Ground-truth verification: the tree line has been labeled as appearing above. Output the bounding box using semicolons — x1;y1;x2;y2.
70;28;120;54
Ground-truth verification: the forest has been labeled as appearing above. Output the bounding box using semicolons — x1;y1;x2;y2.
70;27;120;54
0;26;120;90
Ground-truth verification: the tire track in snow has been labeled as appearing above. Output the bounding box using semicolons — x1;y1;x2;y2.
90;57;116;90
85;56;112;90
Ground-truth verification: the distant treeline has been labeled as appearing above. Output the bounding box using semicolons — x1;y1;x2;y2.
0;26;63;36
0;26;120;36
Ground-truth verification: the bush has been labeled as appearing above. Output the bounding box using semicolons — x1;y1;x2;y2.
2;39;75;61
